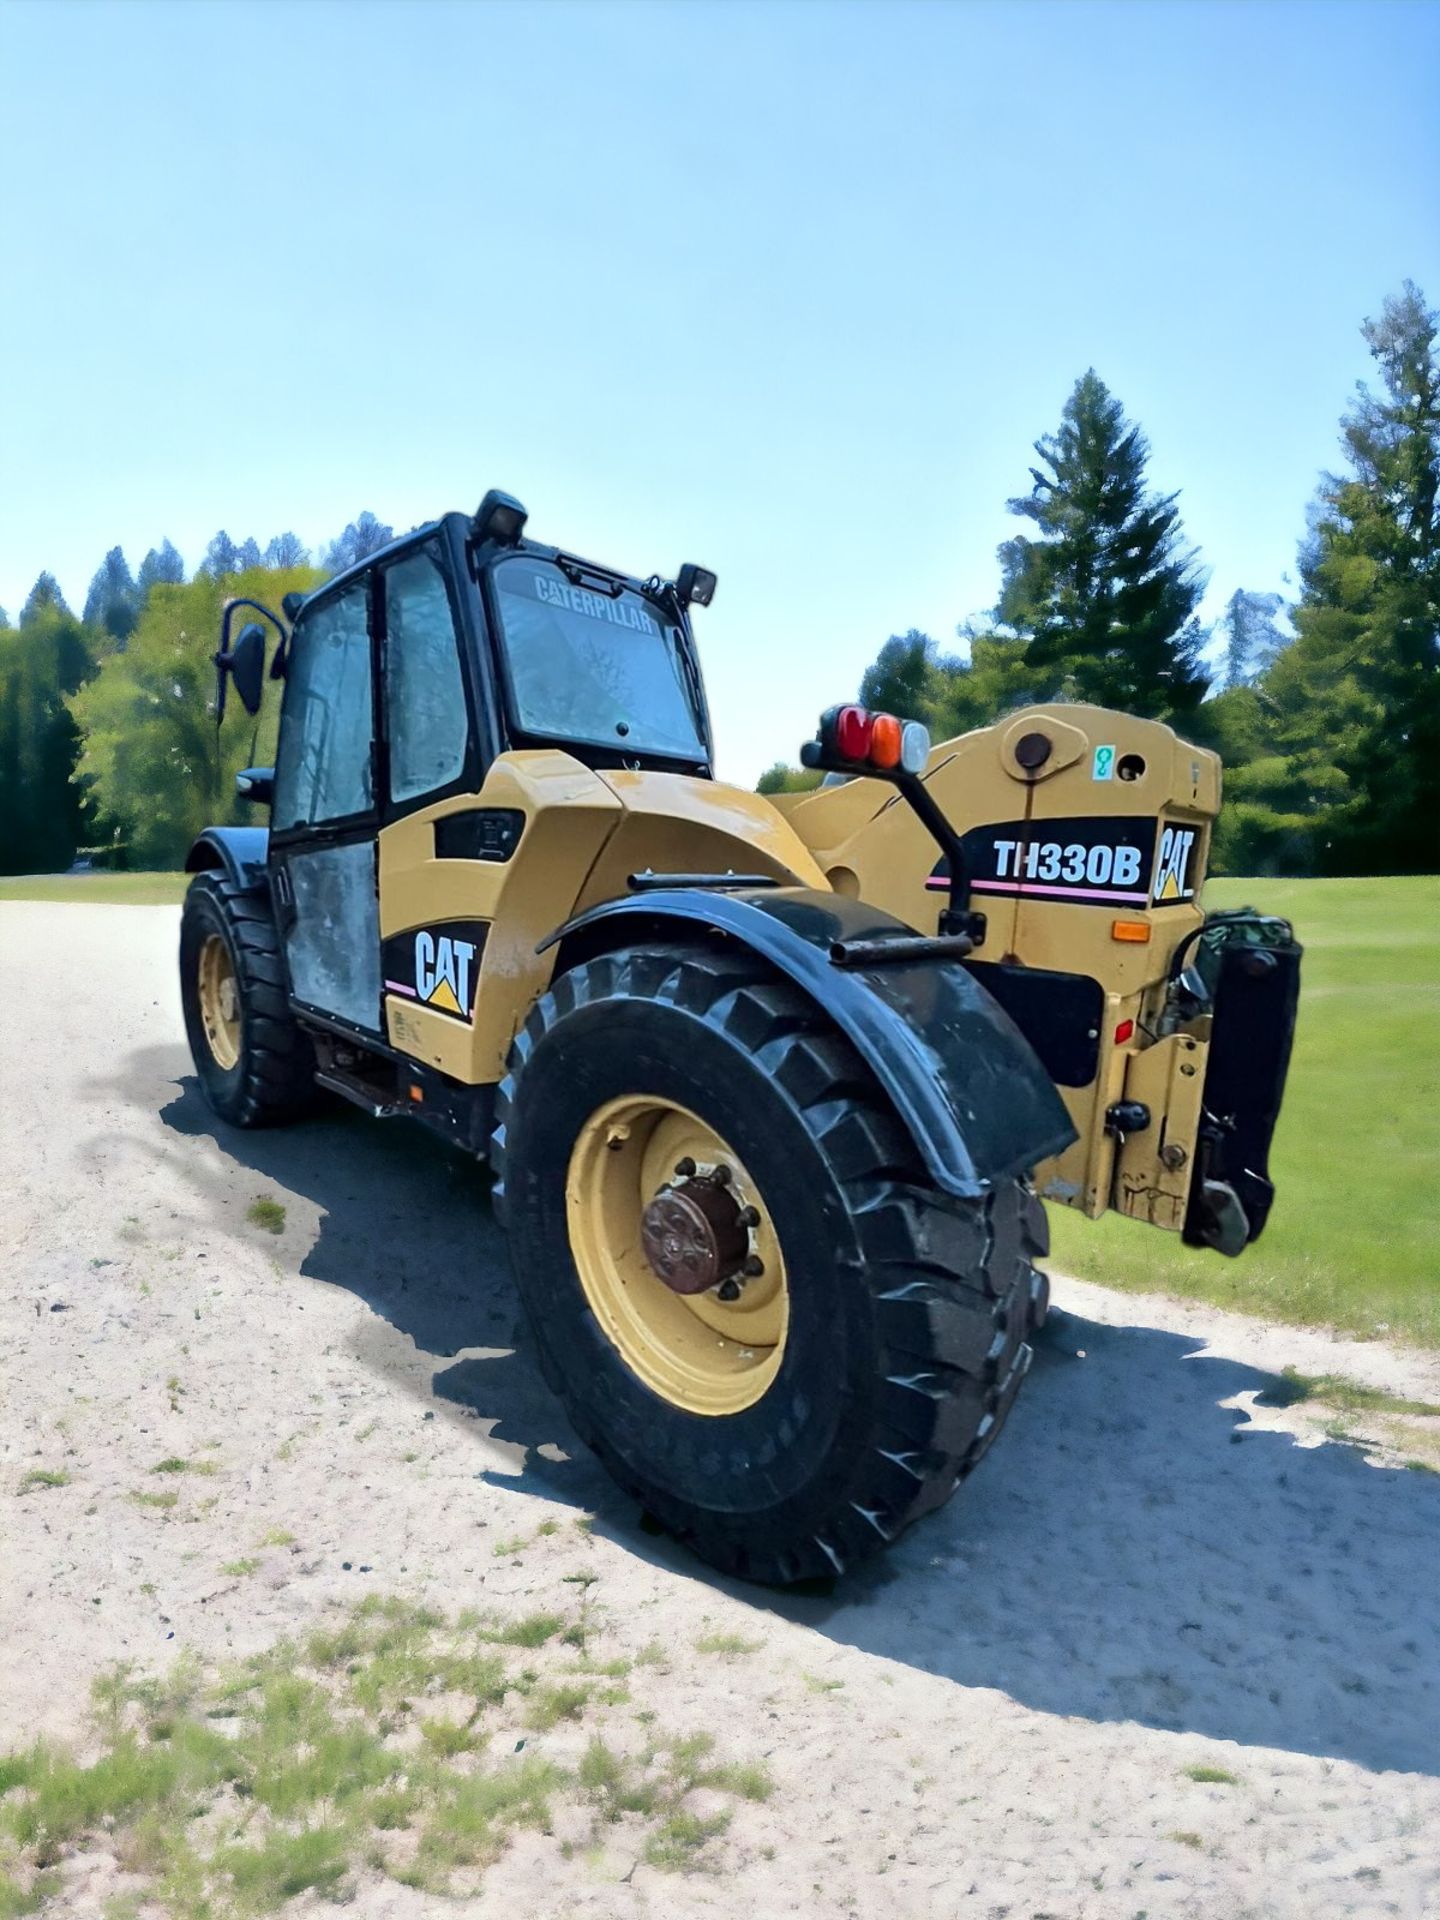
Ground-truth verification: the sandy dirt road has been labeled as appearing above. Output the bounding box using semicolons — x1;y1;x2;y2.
2;901;1438;1919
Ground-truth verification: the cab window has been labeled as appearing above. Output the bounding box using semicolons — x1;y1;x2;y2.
383;546;470;804
272;581;374;830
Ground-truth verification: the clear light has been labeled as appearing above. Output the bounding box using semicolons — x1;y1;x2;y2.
899;720;930;774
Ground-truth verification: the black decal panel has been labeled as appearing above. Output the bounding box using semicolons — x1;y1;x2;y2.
381;920;490;1023
928;817;1158;909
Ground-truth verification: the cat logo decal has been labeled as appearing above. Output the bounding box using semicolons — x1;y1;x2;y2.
381;920;489;1023
1152;826;1199;905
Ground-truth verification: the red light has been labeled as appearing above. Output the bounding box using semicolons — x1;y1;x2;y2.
834;705;874;761
1114;1018;1135;1045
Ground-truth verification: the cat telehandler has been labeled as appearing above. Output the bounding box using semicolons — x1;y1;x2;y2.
180;489;1300;1584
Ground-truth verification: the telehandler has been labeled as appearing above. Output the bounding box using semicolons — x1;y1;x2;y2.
181;489;1300;1583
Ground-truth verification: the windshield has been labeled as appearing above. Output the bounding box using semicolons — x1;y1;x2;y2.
491;559;706;760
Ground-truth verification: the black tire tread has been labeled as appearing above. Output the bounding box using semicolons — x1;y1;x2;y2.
180;872;316;1127
492;940;1048;1582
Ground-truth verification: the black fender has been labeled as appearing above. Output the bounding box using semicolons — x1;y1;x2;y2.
184;826;270;891
541;887;1077;1200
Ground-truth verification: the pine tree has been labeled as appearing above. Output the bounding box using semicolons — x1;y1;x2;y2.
997;371;1208;717
322;511;394;574
1282;281;1439;871
20;572;72;627
137;540;186;598
82;546;140;643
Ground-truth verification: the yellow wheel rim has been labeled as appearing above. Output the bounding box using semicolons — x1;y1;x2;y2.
197;933;242;1072
566;1096;789;1416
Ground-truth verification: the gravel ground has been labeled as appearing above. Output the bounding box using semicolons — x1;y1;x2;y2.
3;901;1438;1919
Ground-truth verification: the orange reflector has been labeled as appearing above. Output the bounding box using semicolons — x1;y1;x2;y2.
1111;918;1151;943
408;1083;424;1102
1114;1018;1135;1045
870;712;903;769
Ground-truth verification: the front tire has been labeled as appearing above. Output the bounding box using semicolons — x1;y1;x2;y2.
179;872;316;1127
493;943;1046;1584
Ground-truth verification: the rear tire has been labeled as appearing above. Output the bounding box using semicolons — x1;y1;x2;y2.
492;942;1047;1584
179;871;317;1127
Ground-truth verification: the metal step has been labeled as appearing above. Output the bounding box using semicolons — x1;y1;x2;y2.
314;1068;408;1120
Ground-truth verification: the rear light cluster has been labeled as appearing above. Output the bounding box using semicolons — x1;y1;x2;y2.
817;704;931;776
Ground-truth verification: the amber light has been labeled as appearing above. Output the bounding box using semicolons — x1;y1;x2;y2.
1111;919;1151;943
870;713;903;769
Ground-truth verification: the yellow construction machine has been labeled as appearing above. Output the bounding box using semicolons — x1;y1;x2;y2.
182;489;1300;1582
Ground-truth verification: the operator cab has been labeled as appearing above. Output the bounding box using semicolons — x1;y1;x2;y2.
211;489;717;1041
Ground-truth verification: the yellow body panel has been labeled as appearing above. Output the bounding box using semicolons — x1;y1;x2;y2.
374;705;1221;1232
780;704;1222;1219
376;752;824;1085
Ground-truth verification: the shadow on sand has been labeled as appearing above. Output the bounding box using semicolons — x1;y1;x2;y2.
119;1042;1438;1778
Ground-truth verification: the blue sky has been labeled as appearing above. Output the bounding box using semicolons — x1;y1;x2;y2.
1;0;1436;783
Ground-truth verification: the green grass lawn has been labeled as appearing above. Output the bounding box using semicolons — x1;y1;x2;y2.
1049;875;1440;1348
0;870;188;904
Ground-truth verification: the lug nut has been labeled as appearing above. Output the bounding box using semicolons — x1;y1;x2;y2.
737;1205;760;1228
712;1164;733;1187
716;1278;743;1302
742;1255;765;1279
674;1157;696;1177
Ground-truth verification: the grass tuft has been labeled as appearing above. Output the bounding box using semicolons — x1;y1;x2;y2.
694;1630;762;1658
1181;1763;1240;1785
644;1808;732;1871
245;1197;286;1234
16;1469;69;1495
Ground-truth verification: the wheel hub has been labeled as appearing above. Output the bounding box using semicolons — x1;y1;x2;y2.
641;1175;748;1295
565;1095;789;1416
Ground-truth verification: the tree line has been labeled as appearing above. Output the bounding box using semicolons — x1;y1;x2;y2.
0;513;397;872
3;285;1435;878
761;281;1438;878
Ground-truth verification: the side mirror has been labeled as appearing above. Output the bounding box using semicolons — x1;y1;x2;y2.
231;624;267;716
235;765;275;805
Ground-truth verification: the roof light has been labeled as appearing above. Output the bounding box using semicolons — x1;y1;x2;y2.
676;563;717;609
474;489;528;546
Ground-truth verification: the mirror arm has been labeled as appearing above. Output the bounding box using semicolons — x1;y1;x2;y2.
214;598;291;722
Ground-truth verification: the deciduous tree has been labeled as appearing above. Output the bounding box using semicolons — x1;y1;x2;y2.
322;511;393;574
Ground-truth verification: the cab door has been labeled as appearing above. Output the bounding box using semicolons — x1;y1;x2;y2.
269;573;383;1033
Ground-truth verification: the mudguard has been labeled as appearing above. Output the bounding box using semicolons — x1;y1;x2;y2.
542;886;1077;1199
184;826;270;891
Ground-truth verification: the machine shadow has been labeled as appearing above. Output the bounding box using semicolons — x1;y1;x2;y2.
130;1043;1438;1779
